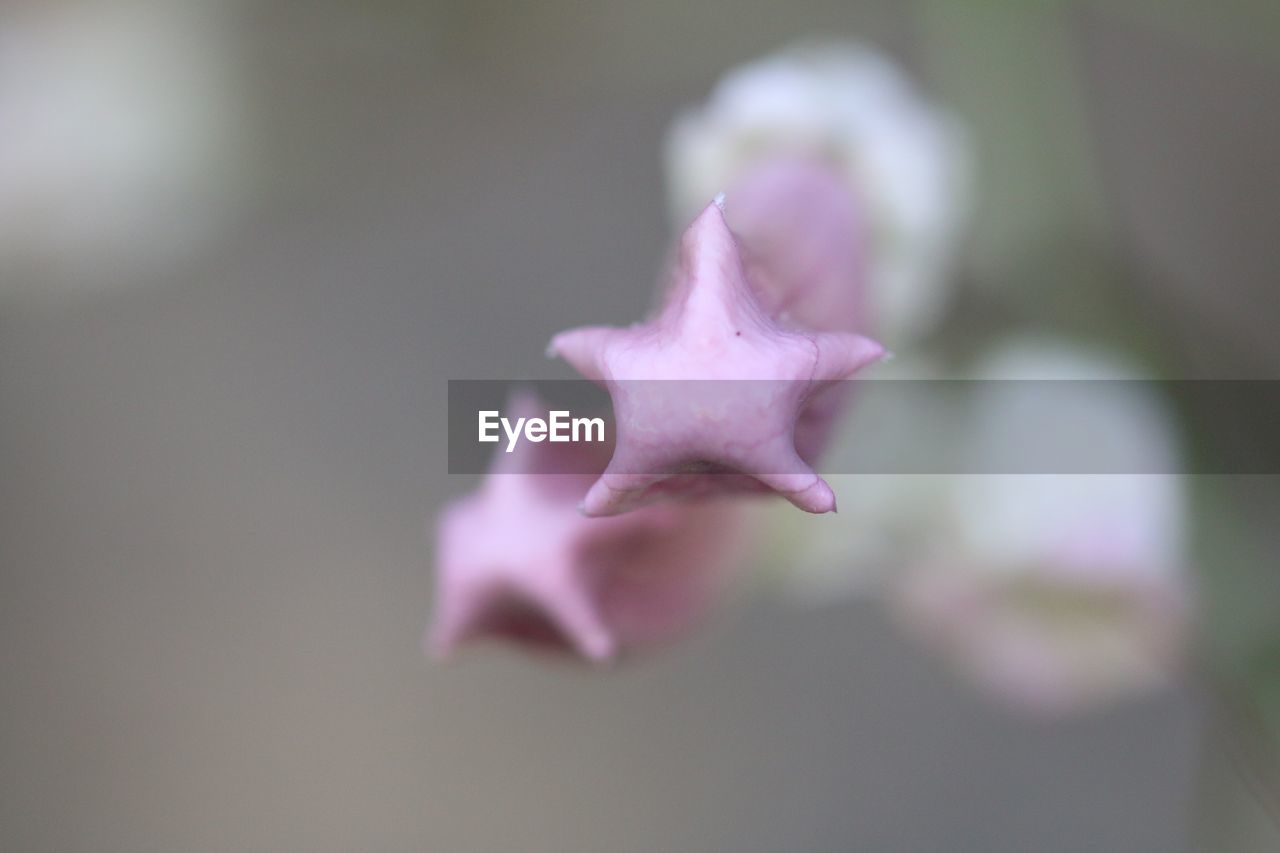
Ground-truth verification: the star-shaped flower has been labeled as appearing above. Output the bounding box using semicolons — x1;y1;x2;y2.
428;395;747;662
548;198;883;517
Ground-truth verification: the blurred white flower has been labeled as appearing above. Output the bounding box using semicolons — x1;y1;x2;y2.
664;41;971;346
0;3;245;296
767;336;1192;715
892;338;1193;716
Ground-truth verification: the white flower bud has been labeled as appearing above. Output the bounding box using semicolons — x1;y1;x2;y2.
664;41;972;345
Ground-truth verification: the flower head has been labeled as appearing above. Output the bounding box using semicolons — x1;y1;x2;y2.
895;340;1192;714
766;338;1193;715
665;41;970;345
429;393;749;662
549;191;882;516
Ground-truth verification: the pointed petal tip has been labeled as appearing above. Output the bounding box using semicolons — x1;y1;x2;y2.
545;330;573;360
670;202;759;329
791;477;838;514
751;463;838;515
576;631;618;664
813;332;888;382
853;333;887;364
533;576;619;663
547;326;616;381
580;478;623;517
689;195;733;235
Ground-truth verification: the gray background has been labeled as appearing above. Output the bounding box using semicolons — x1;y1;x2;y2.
4;1;1278;850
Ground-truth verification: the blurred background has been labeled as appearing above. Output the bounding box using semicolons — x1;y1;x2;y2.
1;1;1277;850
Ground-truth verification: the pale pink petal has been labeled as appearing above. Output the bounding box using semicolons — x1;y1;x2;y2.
428;402;749;662
549;171;881;516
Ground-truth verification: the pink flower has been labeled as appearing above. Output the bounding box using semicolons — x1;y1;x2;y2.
548;162;883;516
428;394;749;662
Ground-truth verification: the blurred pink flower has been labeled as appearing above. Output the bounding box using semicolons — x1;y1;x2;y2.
428;395;749;663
